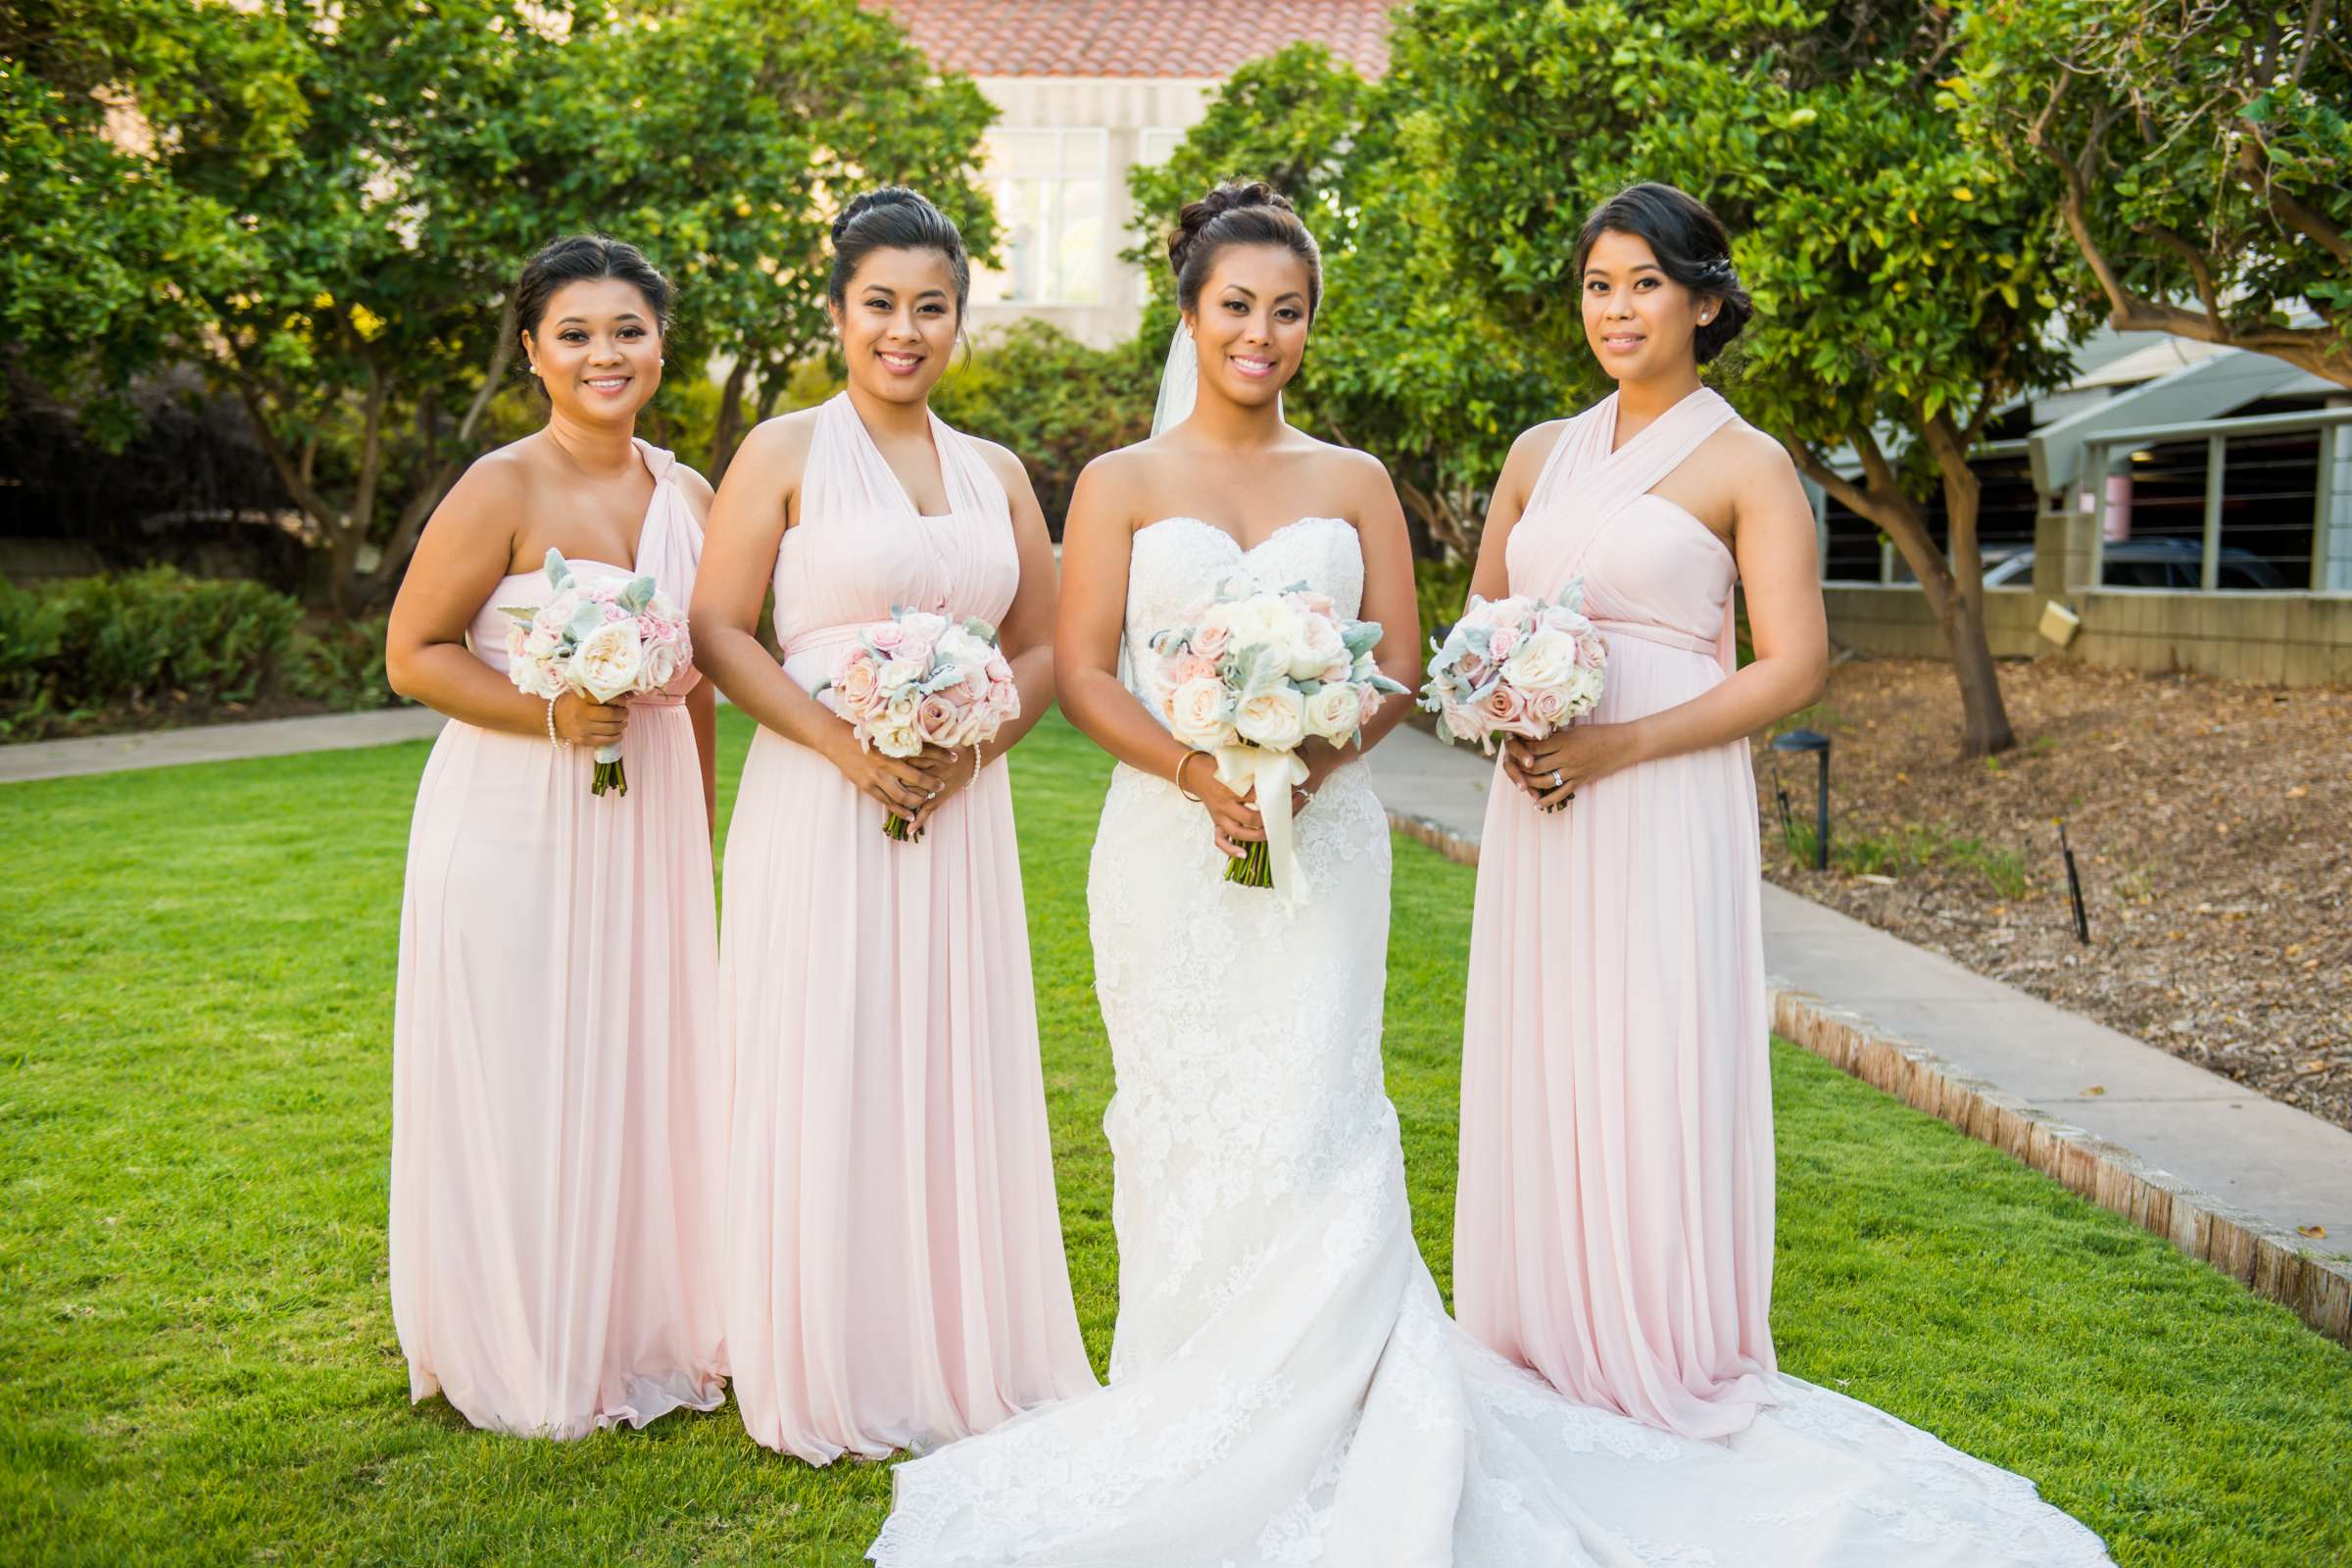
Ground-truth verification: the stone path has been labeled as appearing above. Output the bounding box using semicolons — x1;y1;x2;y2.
1369;723;2352;1345
0;709;446;784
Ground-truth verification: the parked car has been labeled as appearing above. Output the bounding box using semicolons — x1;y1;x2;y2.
1980;538;2287;590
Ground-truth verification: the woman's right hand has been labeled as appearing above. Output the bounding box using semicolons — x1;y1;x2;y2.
1183;754;1265;861
552;691;628;749
824;726;947;817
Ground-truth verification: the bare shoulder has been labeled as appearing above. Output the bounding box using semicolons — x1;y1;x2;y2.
735;405;821;471
436;438;539;534
668;461;716;517
1074;440;1157;508
1507;416;1575;469
1709;418;1796;482
969;435;1031;490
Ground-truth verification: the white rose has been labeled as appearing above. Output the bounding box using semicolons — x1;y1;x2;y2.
1563;662;1606;714
1302;681;1364;744
641;636;681;690
872;722;923;759
1288;612;1347;681
1233;686;1306;752
569;618;646;703
1500;628;1578;694
877;657;928;697
935;625;989;669
1219;596;1288;653
1166;675;1236;751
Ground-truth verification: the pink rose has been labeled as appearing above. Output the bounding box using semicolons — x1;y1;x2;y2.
1443;702;1486;744
869;621;906;654
916;693;963;749
899;634;936;668
1488;625;1519;661
1297;591;1336;618
1189;620;1231;660
988;679;1020;719
1476;682;1536;736
1172;653;1219;684
985;652;1013;684
834;651;882;713
1529;686;1568;726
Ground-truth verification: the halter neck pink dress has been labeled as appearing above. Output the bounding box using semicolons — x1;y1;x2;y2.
1454;387;1779;1440
720;393;1093;1464
389;438;726;1439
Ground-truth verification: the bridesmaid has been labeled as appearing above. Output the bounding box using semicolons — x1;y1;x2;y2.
1451;183;1828;1439
383;235;726;1437
692;186;1093;1463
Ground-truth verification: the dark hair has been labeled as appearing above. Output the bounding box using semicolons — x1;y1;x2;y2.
514;234;672;341
827;186;971;319
1570;182;1752;365
1168;180;1322;319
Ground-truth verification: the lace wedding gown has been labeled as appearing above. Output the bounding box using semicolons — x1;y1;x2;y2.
867;515;2113;1567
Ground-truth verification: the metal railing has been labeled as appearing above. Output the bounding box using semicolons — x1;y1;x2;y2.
2082;407;2352;593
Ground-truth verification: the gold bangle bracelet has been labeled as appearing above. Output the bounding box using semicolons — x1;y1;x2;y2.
1175;749;1209;804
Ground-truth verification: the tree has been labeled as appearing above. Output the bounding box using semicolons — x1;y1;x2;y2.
600;0;997;480
1124;44;1569;562
1394;0;2078;755
1958;0;2352;387
4;0;995;611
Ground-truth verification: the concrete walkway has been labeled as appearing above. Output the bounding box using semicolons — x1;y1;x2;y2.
0;708;446;783
1370;723;2352;1343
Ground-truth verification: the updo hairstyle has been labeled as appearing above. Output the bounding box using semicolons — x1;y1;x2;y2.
1569;182;1752;364
1167;180;1322;319
827;186;972;319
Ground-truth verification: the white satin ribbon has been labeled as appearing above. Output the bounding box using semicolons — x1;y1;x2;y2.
1214;744;1310;911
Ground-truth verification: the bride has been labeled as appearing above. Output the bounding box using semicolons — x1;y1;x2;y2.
866;181;2113;1567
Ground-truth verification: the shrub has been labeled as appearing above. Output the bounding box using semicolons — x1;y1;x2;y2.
0;567;309;734
287;615;408;711
0;579;70;738
39;566;302;710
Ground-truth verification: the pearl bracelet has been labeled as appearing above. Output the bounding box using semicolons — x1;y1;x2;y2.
545;695;565;751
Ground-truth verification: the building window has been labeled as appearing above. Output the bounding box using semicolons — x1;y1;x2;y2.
975;127;1107;306
1137;126;1188;168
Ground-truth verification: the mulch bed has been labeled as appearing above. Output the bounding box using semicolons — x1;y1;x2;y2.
1750;657;2352;1133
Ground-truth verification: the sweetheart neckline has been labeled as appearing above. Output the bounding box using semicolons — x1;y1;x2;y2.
1134;514;1350;557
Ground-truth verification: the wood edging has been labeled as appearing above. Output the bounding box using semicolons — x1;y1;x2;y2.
1386;808;2352;1348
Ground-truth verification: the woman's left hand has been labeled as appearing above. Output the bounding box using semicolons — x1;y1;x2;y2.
906;744;978;839
1504;722;1642;812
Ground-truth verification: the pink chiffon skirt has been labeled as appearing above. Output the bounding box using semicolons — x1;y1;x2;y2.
1454;631;1778;1440
390;703;727;1439
719;721;1094;1464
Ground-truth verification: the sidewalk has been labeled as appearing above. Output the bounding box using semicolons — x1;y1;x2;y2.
0;708;446;784
1369;723;2352;1345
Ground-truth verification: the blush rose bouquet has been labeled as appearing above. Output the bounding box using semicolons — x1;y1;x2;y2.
1417;584;1606;757
500;549;692;797
817;606;1021;841
1149;580;1406;903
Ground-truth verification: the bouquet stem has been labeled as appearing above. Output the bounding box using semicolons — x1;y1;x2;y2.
1225;838;1273;889
883;812;914;842
591;758;628;797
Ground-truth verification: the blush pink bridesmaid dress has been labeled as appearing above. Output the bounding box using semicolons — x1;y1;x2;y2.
720;393;1093;1464
1454;386;1780;1440
389;439;726;1439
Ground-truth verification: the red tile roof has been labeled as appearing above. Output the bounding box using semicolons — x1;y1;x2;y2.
866;0;1394;79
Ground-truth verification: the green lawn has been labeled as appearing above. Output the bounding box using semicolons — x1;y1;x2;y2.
2;710;2347;1566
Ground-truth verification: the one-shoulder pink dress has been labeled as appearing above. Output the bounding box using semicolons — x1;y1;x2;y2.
1454;387;1779;1440
720;394;1093;1464
389;439;726;1439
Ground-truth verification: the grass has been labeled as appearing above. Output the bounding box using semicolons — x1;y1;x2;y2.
2;710;2348;1566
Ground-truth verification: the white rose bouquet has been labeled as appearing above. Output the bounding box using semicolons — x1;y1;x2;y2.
500;549;693;798
1149;581;1406;902
816;606;1021;842
1417;585;1607;757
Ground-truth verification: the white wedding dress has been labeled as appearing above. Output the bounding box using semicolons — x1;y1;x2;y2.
868;515;2112;1567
